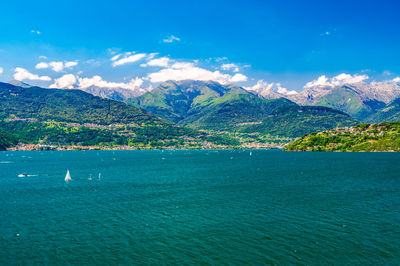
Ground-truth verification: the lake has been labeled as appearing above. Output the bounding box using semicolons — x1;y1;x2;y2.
1;150;399;264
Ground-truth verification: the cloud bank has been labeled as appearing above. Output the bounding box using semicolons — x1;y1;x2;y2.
49;73;144;92
245;80;298;95
35;61;78;72
147;62;247;84
304;73;369;89
111;52;147;67
14;67;51;81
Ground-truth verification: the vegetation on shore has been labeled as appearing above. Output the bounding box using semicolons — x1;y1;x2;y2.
284;121;400;152
0;128;17;150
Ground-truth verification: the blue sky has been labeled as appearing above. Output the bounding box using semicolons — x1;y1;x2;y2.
0;0;399;92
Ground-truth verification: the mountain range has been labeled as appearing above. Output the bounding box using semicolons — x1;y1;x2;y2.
2;77;399;150
252;81;400;122
126;80;358;137
0;79;360;151
58;77;400;124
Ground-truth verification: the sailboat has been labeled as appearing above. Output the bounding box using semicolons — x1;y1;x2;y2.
65;170;71;182
98;173;101;180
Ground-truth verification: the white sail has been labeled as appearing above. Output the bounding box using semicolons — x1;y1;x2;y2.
65;170;71;182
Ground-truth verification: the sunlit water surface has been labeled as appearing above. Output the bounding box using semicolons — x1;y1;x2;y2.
1;150;399;264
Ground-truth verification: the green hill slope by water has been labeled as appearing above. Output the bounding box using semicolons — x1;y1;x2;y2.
285;122;400;152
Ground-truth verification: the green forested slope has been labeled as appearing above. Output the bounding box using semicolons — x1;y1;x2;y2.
0;128;17;150
241;105;358;137
0;82;239;148
127;80;357;137
285;122;400;152
0;82;161;125
367;98;400;123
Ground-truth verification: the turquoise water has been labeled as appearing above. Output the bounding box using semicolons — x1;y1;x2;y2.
1;150;400;265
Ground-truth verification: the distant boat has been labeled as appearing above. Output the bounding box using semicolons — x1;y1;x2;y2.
98;173;101;180
250;151;252;156
65;170;71;182
18;173;28;177
88;174;92;180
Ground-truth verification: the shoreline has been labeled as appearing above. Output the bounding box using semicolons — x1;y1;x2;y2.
5;143;285;151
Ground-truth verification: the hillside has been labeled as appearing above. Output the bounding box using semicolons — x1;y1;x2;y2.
0;128;17;150
0;82;159;125
285;85;386;121
0;82;240;149
367;97;400;123
179;94;296;130
127;80;250;123
82;86;140;101
284;122;400;152
273;82;400;122
127;80;358;137
312;86;385;121
239;105;358;137
0;80;362;148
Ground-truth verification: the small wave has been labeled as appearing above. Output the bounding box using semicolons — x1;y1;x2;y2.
0;161;13;164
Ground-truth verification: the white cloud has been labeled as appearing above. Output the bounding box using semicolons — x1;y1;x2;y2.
245;80;297;95
304;75;330;88
78;75;144;92
277;86;298;95
31;30;41;35
35;62;49;69
393;77;400;83
221;63;239;72
35;61;78;72
50;74;77;89
147;62;247;84
147;53;158;60
0;67;3;75
245;80;272;93
49;73;146;92
141;57;170;67
171;62;193;69
14;67;51;81
49;62;64;72
48;73;145;92
112;53;147;67
65;61;78;68
39;55;47;59
304;73;369;89
230;73;248;82
110;54;121;61
163;35;181;43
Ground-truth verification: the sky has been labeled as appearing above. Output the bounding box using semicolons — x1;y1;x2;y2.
0;0;399;93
